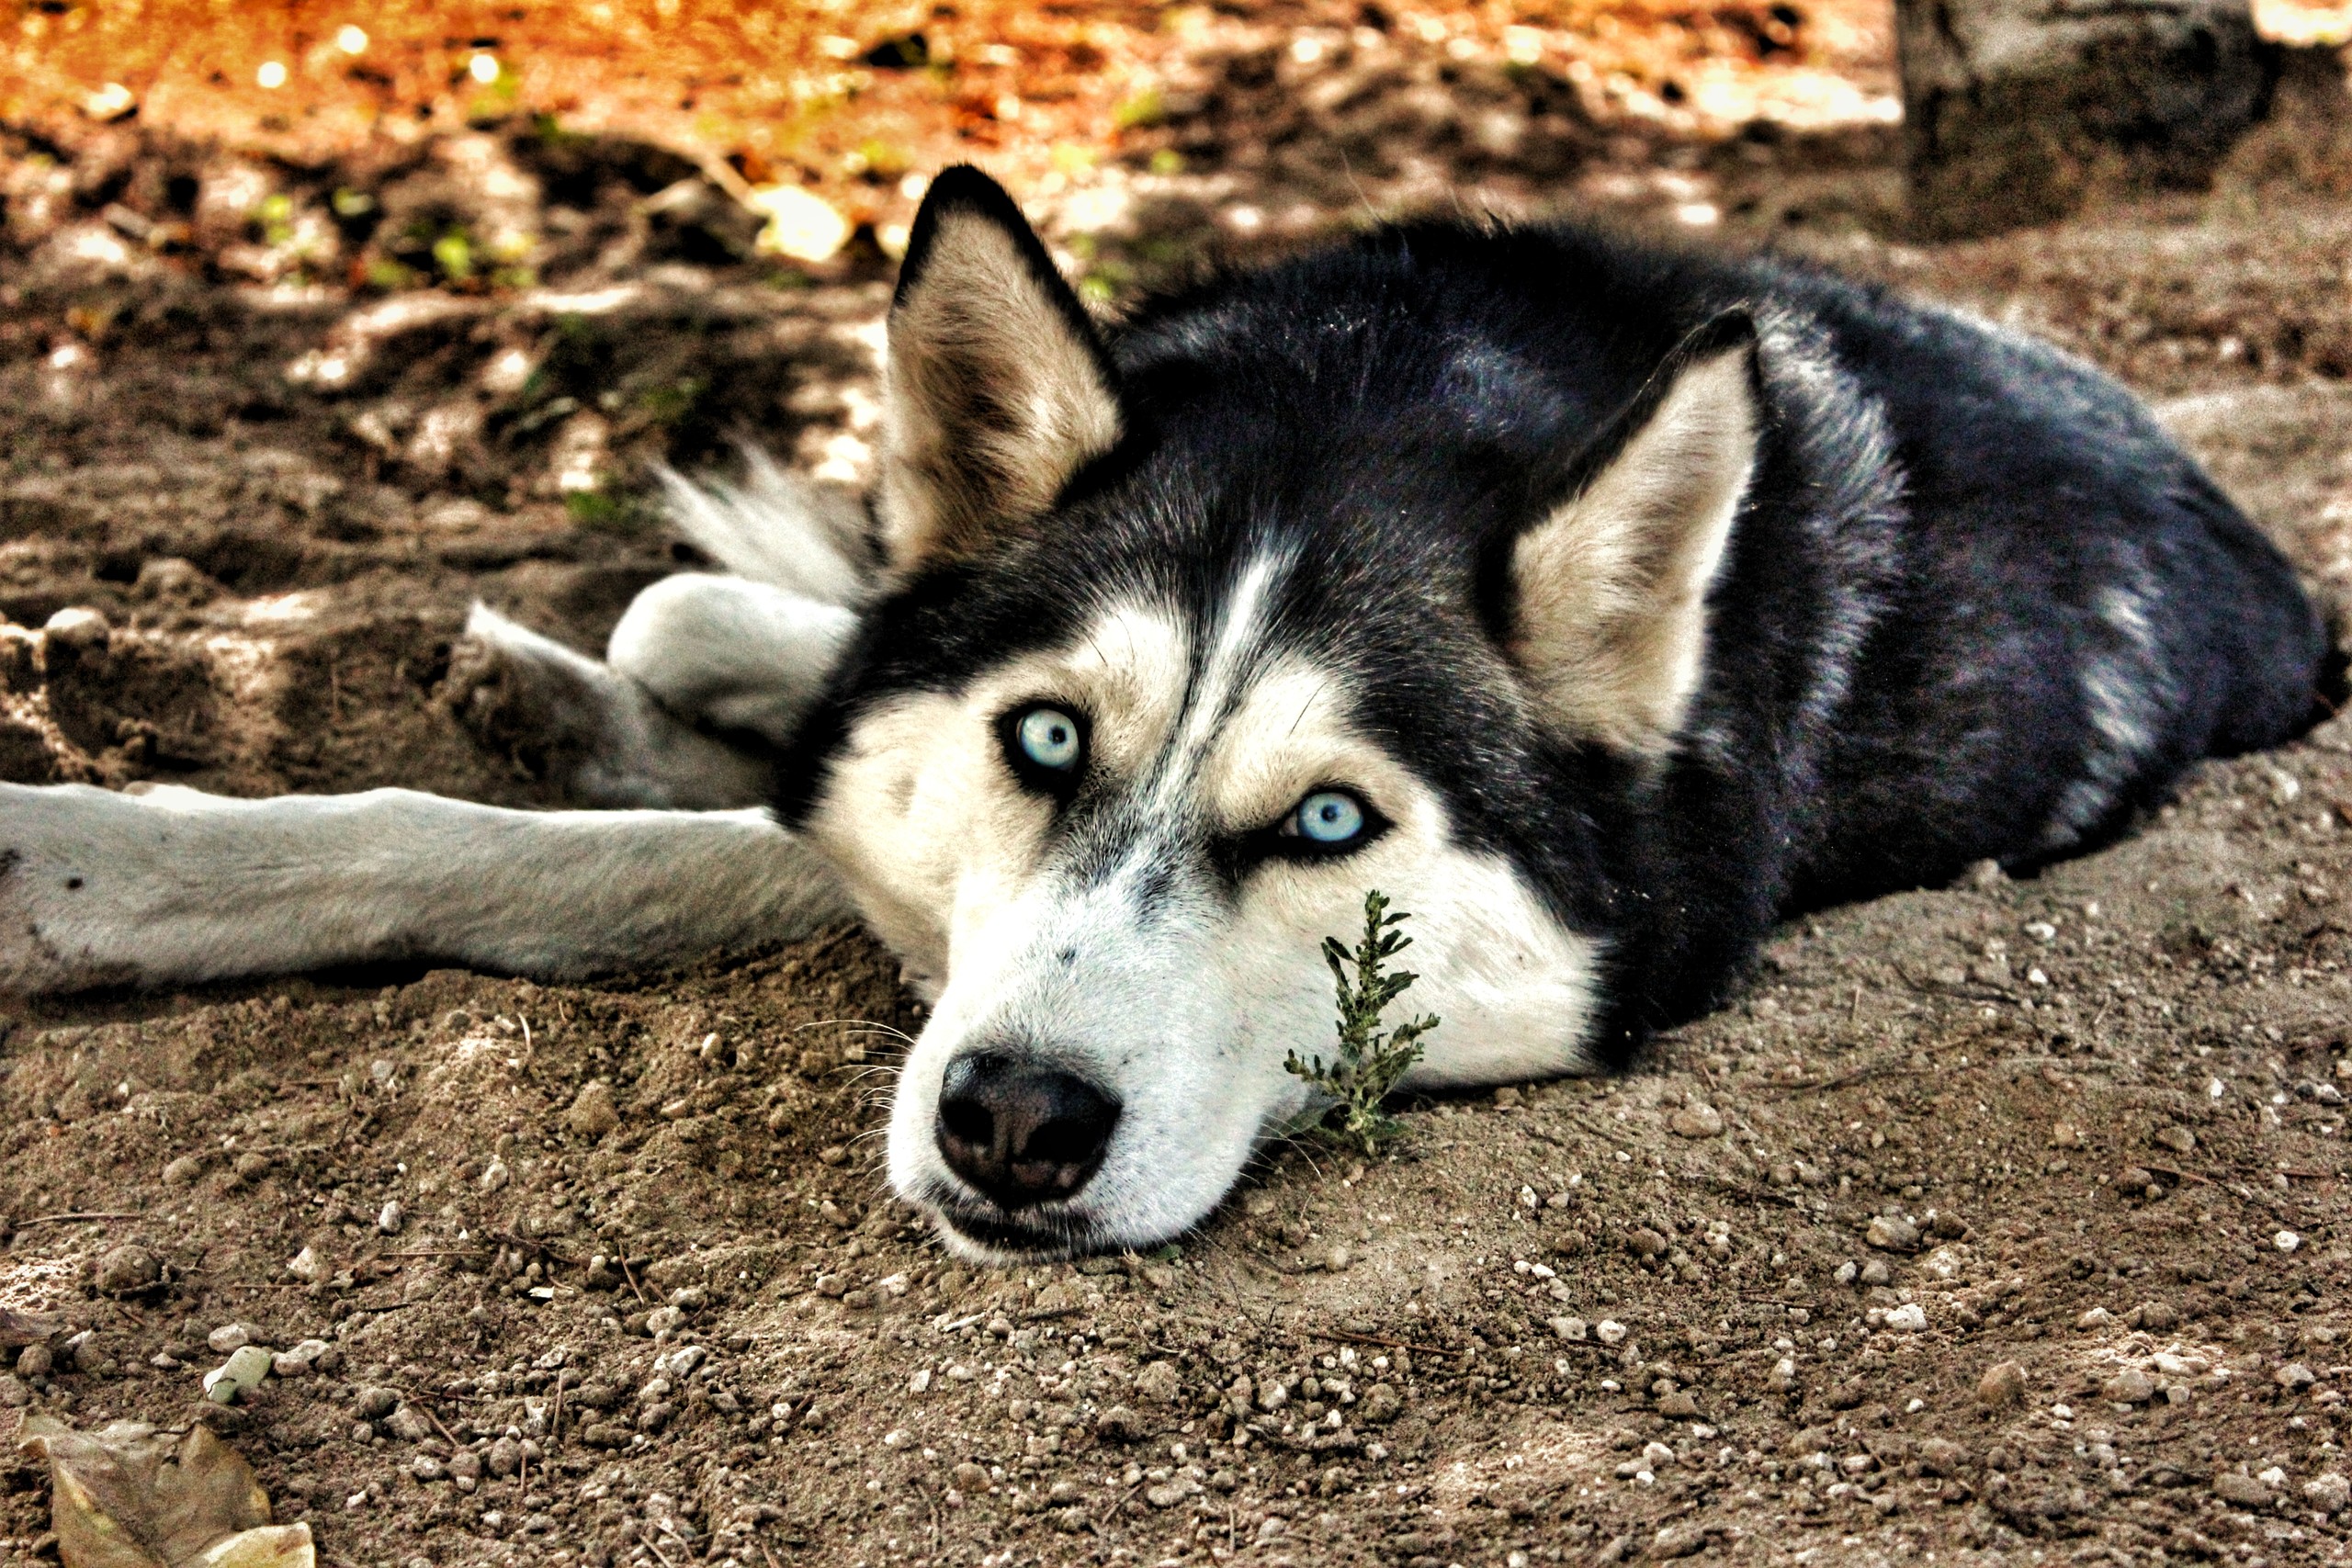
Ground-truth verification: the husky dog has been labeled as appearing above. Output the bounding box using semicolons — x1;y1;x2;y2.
0;168;2330;1258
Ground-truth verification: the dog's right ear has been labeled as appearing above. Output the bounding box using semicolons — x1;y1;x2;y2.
878;166;1125;574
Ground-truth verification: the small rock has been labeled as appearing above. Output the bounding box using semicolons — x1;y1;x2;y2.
1977;1361;2027;1409
162;1154;207;1186
1596;1320;1629;1347
447;1450;481;1483
203;1344;276;1404
286;1247;324;1284
410;1455;448;1483
1916;1439;1969;1476
1145;1481;1190;1509
2211;1471;2272;1507
644;1305;684;1337
1865;1216;1920;1254
377;1201;404;1235
17;1344;51;1379
94;1245;161;1296
232;1151;272;1184
1653;1523;1711;1559
487;1435;524;1478
1095;1404;1145;1443
0;1375;29;1407
2303;1472;2350;1515
953;1461;989;1492
2277;1362;2317;1392
2102;1368;2155;1404
1325;1243;1352;1272
355;1387;399;1420
1548;1316;1588;1342
207;1324;259;1354
2049;1121;2086;1150
2076;1307;2114;1331
2131;1301;2179;1332
2152;1124;2196;1155
1627;1228;1669;1260
480;1158;511;1193
1657;1390;1701;1418
1668;1104;1724;1138
273;1340;332;1378
1135;1361;1182;1404
1860;1259;1891;1287
565;1081;621;1138
1883;1303;1928;1333
2276;1230;2301;1254
1357;1383;1402;1424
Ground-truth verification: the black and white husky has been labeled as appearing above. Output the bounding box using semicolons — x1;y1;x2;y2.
1;168;2330;1258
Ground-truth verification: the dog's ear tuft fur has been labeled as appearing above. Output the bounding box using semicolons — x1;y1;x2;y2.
880;166;1124;573
1506;310;1761;757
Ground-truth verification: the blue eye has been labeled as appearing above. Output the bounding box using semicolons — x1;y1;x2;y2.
1014;705;1083;773
1292;789;1366;845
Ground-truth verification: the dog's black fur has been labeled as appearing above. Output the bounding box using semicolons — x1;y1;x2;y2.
792;169;2332;1065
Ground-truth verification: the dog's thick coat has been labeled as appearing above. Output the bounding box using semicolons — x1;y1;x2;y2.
0;168;2329;1258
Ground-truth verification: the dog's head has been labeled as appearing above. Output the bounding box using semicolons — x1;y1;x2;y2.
796;169;1765;1258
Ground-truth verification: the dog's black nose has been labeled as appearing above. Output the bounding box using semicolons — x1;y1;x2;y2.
934;1052;1120;1209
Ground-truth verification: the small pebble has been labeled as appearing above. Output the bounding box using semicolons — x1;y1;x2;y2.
565;1082;620;1139
1596;1320;1629;1347
1668;1104;1724;1138
204;1344;276;1404
2101;1368;2155;1404
1864;1216;1920;1254
94;1245;161;1296
1977;1360;2027;1409
1135;1361;1182;1404
1883;1303;1927;1333
207;1323;260;1354
17;1344;51;1380
286;1247;324;1284
2277;1230;2301;1253
2212;1471;2271;1507
377;1201;404;1235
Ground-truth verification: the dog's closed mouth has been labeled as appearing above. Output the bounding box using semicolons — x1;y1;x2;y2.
921;1182;1106;1260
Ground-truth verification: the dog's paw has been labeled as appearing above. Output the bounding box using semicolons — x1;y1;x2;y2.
445;605;773;810
446;607;639;796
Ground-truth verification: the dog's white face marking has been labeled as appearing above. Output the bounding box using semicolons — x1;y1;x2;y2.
807;556;1603;1258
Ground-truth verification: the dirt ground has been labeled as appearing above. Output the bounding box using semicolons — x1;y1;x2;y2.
13;28;2352;1568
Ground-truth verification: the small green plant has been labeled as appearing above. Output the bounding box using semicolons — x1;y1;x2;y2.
1284;892;1439;1155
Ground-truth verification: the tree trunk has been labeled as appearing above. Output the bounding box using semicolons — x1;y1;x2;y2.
1895;0;2271;236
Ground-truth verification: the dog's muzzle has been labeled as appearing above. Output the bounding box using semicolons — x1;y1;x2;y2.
933;1048;1121;1212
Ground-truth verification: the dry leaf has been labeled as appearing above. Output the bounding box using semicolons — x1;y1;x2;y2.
19;1415;314;1568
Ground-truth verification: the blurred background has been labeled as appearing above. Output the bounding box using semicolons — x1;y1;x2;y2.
2;0;2352;795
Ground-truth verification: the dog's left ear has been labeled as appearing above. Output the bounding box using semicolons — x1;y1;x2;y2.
1504;310;1761;757
879;166;1125;573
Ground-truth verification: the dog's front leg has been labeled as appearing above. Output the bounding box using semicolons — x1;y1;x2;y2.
0;783;848;995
